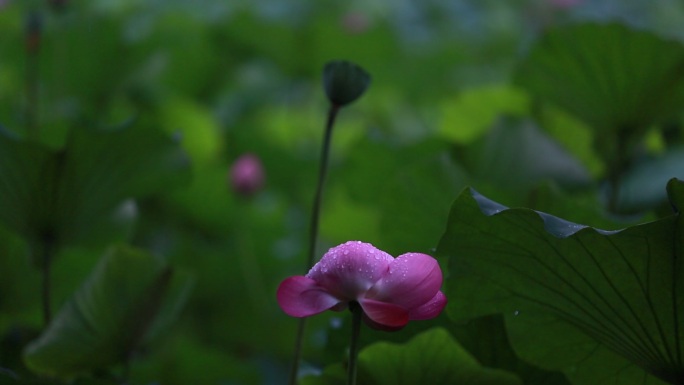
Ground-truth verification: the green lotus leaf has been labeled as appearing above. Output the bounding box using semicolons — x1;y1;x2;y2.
303;327;522;385
23;245;193;379
0;123;189;255
515;22;684;136
437;179;684;384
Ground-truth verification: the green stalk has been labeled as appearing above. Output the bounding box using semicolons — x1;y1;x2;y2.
287;104;340;385
606;127;631;213
287;318;308;385
347;302;362;385
24;10;42;141
306;104;339;268
40;235;55;326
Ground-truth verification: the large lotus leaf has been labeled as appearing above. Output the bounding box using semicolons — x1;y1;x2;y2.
515;22;684;136
302;327;522;385
0;127;52;240
451;314;571;385
129;333;261;385
22;245;193;379
461;117;591;191
41;16;129;106
322;312;571;385
0;123;189;253
437;179;684;384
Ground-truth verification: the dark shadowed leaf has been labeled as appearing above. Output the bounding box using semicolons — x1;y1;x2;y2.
461;117;591;191
324;314;571;385
437;179;684;385
0;124;190;255
23;245;193;379
451;315;571;385
302;328;522;385
515;22;684;135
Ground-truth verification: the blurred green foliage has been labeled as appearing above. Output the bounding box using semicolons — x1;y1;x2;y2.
2;0;684;384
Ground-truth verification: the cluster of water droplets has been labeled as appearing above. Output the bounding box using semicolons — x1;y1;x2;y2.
368;252;444;308
307;241;395;296
383;255;408;284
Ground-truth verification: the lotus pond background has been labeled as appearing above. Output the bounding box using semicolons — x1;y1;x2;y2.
2;0;684;384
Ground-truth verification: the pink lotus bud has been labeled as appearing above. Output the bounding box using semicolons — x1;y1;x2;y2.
341;12;370;35
277;241;447;331
229;153;264;196
24;11;42;53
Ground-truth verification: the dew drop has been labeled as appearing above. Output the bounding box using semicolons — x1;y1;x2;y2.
513;310;520;316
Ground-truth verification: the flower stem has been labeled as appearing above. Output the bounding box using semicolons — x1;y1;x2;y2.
287;104;340;385
306;104;339;268
286;318;308;385
348;302;362;385
24;10;42;141
606;130;630;213
40;236;55;327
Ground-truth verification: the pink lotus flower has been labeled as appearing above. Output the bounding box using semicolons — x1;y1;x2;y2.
229;153;264;196
277;241;447;331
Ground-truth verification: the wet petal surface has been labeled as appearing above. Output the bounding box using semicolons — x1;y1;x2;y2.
276;276;341;317
367;252;443;310
407;290;447;320
307;241;393;300
359;298;409;329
